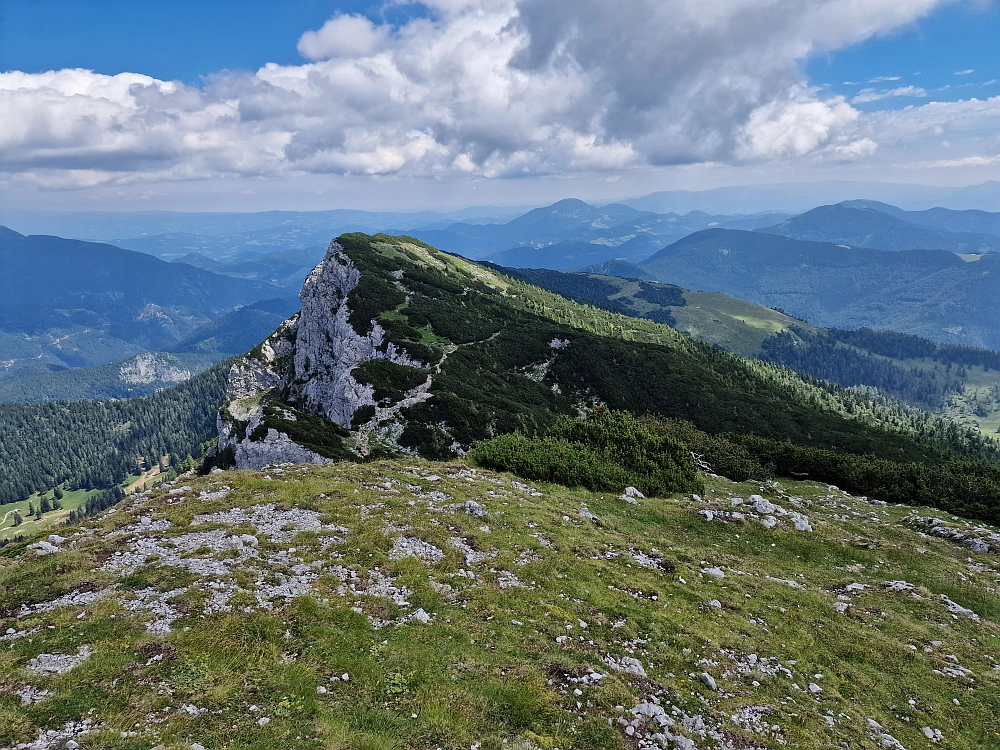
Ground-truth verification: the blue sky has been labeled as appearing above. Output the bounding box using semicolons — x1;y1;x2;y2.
0;1;372;82
806;1;1000;110
3;1;996;98
0;1;998;212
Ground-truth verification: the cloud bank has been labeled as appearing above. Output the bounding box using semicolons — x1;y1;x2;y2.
1;0;988;190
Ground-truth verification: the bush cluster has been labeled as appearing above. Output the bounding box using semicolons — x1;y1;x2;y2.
471;409;703;497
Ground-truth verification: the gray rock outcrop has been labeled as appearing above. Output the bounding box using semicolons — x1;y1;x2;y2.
217;240;424;470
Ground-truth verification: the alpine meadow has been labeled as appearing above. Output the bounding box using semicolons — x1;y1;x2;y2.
3;2;1000;750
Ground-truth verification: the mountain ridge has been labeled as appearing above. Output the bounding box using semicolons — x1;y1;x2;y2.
0;227;291;375
755;203;1000;253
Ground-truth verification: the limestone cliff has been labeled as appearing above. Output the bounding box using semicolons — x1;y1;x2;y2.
217;240;422;470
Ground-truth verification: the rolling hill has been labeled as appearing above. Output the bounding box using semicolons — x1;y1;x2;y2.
495;266;1000;437
627;228;1000;349
844;199;1000;237
756;202;1000;253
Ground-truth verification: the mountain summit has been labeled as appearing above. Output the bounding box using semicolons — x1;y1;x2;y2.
216;233;988;476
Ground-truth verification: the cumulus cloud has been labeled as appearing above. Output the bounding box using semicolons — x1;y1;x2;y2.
297;14;390;60
0;0;962;188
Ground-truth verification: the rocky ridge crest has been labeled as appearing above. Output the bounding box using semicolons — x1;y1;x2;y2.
217;241;422;469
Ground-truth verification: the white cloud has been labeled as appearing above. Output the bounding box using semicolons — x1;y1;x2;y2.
851;85;928;103
955;68;975;75
737;95;862;159
297;14;390;60
0;0;969;189
927;154;1000;167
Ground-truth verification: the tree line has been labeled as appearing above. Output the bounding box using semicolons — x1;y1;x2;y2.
0;364;229;506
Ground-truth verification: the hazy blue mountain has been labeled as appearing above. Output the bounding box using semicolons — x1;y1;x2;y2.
842;200;1000;237
411;199;792;266
0;351;220;403
0;206;529;245
618;180;1000;214
0;227;289;373
172;297;301;355
611;228;1000;349
174;246;327;290
757;203;1000;253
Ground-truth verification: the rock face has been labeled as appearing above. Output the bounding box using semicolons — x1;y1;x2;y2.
119;353;191;386
290;247;418;427
217;241;420;470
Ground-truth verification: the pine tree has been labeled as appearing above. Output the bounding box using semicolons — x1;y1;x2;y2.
40;496;52;513
54;486;64;500
12;511;22;526
28;501;36;516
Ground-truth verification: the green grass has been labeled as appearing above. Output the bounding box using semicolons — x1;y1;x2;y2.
671;291;813;357
0;488;99;541
1;461;998;749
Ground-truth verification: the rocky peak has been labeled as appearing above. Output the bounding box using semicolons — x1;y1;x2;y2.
217;240;420;469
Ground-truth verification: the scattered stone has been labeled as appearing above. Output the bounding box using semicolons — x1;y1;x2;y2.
620;486;644;504
604;655;647;677
410;608;432;624
866;718;907;750
700;672;718;691
940;595;979;621
922;727;943;743
16;685;53;705
808;682;823;694
389;536;445;563
26;540;61;556
9;719;96;750
790;512;813;532
464;500;487;518
701;567;725;579
27;646;93;675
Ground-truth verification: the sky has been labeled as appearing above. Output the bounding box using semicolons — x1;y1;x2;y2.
1;0;999;212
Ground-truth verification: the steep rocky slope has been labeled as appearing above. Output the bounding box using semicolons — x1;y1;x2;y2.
1;462;997;749
216;233;986;474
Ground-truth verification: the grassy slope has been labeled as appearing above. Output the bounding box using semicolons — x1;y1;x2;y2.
671;292;813;358
0;462;997;749
0;489;99;541
334;236;987;465
502;265;1000;434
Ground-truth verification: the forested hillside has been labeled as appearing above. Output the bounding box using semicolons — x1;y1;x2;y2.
0;364;229;504
0;227;287;374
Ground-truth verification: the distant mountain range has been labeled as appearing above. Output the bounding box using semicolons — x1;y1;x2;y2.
756;202;1000;253
618;180;1000;214
7;190;1000;403
409;198;791;267
589;227;1000;349
0;227;292;376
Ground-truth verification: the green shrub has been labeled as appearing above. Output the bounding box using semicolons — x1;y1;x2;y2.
471;409;703;497
352;360;429;403
647;418;774;482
